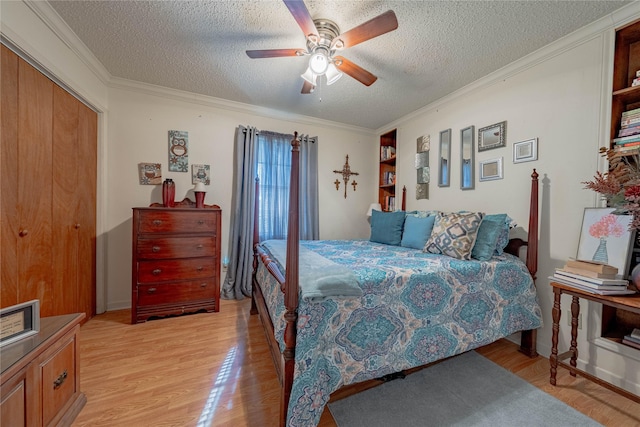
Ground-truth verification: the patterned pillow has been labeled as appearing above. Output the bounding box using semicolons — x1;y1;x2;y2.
494;215;515;255
423;212;484;260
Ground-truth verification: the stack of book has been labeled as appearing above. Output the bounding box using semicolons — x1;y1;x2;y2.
614;106;640;154
632;69;640;87
622;328;640;350
552;259;636;295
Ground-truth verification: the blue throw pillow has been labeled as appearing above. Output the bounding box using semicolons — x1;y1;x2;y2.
370;210;406;246
401;215;436;249
471;214;508;261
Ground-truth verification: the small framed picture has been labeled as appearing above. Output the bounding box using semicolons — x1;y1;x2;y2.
1;300;40;347
576;207;634;275
478;121;506;152
513;138;538;163
479;157;503;181
138;163;162;185
191;164;210;185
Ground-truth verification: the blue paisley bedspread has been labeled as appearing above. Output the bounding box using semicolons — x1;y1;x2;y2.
255;239;543;427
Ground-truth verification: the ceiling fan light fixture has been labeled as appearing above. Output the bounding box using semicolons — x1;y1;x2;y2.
301;67;317;85
325;63;342;85
308;52;329;75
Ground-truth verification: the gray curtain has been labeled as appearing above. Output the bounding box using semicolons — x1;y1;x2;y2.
299;134;319;240
221;126;258;300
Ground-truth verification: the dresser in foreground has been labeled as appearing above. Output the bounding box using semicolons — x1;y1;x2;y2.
1;313;85;426
131;204;221;323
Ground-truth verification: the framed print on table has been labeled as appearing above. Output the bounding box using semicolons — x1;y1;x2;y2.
479;157;503;181
478;121;506;151
513;138;538;163
576;207;634;275
1;300;40;347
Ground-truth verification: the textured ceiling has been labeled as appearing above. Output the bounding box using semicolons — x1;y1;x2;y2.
48;0;629;130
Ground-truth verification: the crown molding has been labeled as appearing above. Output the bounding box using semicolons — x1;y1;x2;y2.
377;2;640;135
109;77;375;135
23;0;111;86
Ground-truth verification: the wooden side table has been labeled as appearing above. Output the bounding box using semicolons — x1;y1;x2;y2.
549;281;640;403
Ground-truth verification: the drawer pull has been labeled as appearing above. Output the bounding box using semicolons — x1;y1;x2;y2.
153;219;162;226
196;244;203;250
196;266;204;271
198;220;205;225
152;246;161;253
200;283;207;288
152;269;162;275
53;370;68;390
19;229;28;237
148;287;157;293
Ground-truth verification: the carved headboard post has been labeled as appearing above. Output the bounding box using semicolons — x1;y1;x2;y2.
402;186;406;211
526;169;539;281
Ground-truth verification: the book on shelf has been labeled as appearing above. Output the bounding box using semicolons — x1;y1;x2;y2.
623;338;640;350
613;134;640;144
621;116;640;127
624;334;640;345
619;128;640;138
633;77;640;87
553;270;628;289
561;265;618;279
612;145;640;155
380;146;396;161
631;328;640;340
550;276;636;295
565;259;618;274
622;106;640;117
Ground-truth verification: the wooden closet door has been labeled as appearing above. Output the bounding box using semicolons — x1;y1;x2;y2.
17;56;54;314
1;45;19;307
76;102;97;318
52;85;80;315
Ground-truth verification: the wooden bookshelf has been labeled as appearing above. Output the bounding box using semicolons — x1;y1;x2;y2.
379;129;397;211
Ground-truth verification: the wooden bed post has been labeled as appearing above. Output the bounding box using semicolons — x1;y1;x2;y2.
402;186;406;211
251;178;260;315
279;132;301;426
520;169;539;358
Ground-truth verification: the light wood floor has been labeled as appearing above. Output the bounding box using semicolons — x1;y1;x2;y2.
72;299;640;427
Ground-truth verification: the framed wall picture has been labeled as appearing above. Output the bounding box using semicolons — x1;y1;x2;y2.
138;163;162;185
168;130;189;172
191;164;210;184
0;300;40;347
576;208;634;275
513;138;538;163
478;121;506;151
479;157;503;181
460;125;475;190
438;129;451;187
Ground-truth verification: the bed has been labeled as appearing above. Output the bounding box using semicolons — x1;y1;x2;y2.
250;133;542;427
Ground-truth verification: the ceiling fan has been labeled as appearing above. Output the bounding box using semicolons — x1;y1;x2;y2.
246;0;398;94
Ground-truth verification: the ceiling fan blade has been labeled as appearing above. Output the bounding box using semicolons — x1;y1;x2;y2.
332;10;398;49
333;56;377;86
301;80;315;94
246;49;303;58
283;0;318;38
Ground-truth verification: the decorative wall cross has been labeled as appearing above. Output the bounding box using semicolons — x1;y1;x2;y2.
333;155;359;199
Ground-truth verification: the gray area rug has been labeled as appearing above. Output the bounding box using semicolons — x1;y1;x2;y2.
328;351;601;427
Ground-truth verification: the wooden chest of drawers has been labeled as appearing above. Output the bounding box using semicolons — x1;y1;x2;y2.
131;206;221;323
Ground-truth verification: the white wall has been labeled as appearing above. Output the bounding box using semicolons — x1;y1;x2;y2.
3;0;640;398
380;6;640;395
105;84;376;309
